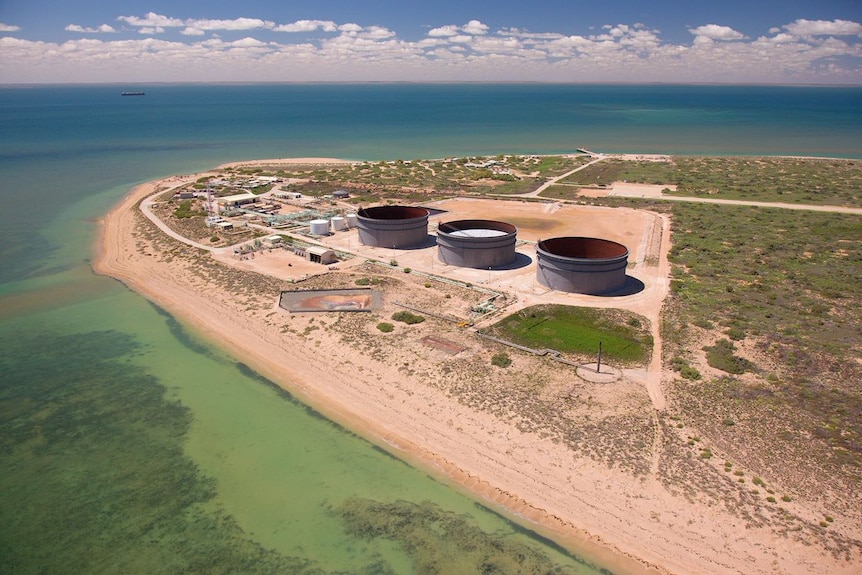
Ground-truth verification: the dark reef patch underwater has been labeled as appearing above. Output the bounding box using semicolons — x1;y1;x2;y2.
0;330;321;574
0;329;587;574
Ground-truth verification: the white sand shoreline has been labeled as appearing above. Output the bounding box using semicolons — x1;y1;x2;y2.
93;157;860;575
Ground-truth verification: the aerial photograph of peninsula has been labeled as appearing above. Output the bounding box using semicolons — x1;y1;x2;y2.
1;1;860;573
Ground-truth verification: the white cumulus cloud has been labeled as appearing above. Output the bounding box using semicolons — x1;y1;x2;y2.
689;24;746;41
428;20;489;38
274;20;338;33
428;24;460;37
462;20;489;35
360;26;396;40
783;19;862;37
2;13;861;84
118;12;184;28
229;37;269;48
338;23;363;35
66;24;116;33
0;22;22;32
187;18;274;31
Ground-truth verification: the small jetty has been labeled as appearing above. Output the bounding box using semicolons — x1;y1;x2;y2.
121;91;146;96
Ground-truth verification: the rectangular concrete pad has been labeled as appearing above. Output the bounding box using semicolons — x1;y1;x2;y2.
279;288;381;312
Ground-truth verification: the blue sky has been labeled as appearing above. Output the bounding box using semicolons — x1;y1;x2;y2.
1;0;860;84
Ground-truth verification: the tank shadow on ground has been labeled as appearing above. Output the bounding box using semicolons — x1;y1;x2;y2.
491;252;533;271
597;276;645;297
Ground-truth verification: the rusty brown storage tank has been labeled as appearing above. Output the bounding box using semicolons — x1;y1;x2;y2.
437;219;518;269
536;237;629;295
357;205;430;248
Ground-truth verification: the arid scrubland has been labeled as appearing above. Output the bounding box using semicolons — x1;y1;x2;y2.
122;154;861;573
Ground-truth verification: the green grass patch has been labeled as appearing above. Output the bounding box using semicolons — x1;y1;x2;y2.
488;305;652;364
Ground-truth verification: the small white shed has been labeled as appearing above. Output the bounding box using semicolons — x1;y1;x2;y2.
306;246;337;265
263;234;283;247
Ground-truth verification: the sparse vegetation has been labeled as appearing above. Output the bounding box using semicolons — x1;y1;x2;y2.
491;352;512;368
703;339;754;375
671;357;701;380
558;156;862;206
173;199;203;219
392;310;425;325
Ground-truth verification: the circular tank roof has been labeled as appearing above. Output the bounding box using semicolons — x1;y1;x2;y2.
450;229;508;238
438;219;517;237
358;205;429;220
538;237;628;260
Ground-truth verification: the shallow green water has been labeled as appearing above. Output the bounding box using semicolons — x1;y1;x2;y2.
0;271;604;574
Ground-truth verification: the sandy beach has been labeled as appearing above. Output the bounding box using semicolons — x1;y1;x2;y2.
93;159;860;575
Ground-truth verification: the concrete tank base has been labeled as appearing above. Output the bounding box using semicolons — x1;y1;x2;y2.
437;219;518;269
536;237;629;295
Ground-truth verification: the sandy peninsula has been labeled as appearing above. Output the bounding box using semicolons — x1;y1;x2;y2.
94;158;860;575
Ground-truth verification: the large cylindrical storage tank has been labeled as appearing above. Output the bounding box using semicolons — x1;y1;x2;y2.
437;219;518;269
309;219;330;236
357;205;430;248
536;237;629;295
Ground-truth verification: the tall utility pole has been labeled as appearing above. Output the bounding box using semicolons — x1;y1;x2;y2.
597;341;603;373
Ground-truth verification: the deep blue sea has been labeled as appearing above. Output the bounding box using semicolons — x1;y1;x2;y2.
1;83;860;574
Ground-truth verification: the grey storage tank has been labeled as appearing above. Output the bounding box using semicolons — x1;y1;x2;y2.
437;219;518;269
357;205;430;248
536;237;629;295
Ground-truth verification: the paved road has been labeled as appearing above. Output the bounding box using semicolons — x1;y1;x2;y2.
140;184;214;251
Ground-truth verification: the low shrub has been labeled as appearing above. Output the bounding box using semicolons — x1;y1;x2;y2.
703;339;754;374
392;311;425;325
491;352;512;368
671;357;701;380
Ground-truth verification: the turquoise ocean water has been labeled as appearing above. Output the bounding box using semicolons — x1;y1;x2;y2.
1;83;861;574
